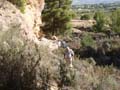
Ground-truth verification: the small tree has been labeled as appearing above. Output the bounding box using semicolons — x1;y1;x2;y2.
111;9;120;33
93;11;107;32
81;34;95;47
42;0;74;35
80;14;90;20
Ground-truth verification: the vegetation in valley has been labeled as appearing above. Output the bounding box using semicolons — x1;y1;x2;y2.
80;14;91;20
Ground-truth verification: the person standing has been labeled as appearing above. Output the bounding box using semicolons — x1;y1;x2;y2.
58;40;67;48
64;47;74;68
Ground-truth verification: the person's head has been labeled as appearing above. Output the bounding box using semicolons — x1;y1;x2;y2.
66;46;70;51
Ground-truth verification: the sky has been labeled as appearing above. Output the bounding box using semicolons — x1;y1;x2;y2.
72;0;120;5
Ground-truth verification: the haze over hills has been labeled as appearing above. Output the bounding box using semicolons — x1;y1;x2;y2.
72;0;120;5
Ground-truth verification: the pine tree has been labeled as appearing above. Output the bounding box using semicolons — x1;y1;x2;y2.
93;11;107;32
42;0;74;35
111;9;120;33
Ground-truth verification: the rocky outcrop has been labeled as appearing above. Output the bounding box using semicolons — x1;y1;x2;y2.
0;0;45;44
24;0;45;38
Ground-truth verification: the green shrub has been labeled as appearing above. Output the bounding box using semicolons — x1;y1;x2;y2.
81;34;95;47
96;76;119;90
0;42;53;90
58;60;76;89
7;0;26;13
93;11;107;32
0;41;40;90
80;14;90;20
0;24;52;90
111;9;120;33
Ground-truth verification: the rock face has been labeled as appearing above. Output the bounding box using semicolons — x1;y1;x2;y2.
24;0;45;39
0;0;45;43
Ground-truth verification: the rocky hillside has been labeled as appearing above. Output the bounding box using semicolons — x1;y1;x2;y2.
0;0;44;44
0;0;120;90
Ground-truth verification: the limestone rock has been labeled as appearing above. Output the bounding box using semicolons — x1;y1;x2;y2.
0;0;45;44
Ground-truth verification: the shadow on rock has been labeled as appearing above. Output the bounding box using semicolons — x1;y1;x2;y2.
74;46;120;67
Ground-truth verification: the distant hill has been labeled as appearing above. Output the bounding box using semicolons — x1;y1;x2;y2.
72;0;120;5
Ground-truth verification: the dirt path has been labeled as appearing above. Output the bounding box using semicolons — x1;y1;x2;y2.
71;19;95;27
